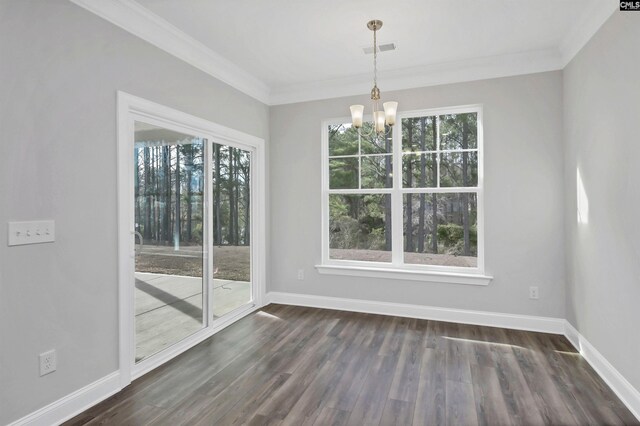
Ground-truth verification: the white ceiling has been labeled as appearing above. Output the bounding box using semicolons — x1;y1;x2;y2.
72;0;617;104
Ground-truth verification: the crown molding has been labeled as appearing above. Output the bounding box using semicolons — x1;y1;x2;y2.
69;0;615;106
69;0;271;104
269;48;563;105
559;0;617;67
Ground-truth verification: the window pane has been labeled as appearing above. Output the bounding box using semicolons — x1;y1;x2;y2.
439;113;478;150
402;116;436;152
328;123;359;156
402;152;437;188
440;152;478;187
328;123;392;156
361;125;392;154
329;194;391;262
403;193;477;267
211;144;252;318
362;155;392;189
134;122;205;361
329;158;358;189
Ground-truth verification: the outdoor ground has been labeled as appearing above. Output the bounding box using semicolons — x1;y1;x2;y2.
136;245;476;281
330;248;477;267
135;272;251;361
136;245;250;281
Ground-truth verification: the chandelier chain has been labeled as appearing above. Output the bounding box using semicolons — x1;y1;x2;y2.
373;25;377;88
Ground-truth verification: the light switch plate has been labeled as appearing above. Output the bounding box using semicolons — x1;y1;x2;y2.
8;220;55;246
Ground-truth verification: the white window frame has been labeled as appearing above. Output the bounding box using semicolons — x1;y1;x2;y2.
317;104;492;286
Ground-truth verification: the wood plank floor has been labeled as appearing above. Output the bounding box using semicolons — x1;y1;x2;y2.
65;305;639;426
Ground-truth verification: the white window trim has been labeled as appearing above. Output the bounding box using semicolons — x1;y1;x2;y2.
318;104;492;286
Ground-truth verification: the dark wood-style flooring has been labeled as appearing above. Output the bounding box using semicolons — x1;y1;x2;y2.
66;304;639;425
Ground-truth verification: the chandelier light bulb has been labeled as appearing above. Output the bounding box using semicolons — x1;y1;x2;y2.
373;111;386;133
350;105;364;128
383;101;398;126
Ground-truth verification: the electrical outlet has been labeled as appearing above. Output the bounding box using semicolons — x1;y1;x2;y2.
297;269;304;280
39;350;57;376
529;286;539;300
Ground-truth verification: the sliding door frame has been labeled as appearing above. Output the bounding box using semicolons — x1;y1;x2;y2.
116;91;266;387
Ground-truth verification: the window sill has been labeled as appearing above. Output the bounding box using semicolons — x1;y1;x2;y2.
315;264;493;286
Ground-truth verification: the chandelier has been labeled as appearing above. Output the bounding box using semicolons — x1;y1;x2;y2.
350;19;398;134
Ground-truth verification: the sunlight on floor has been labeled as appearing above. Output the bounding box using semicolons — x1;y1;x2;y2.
442;335;527;350
256;311;282;320
554;350;580;356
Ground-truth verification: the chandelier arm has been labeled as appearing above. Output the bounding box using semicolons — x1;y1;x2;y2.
356;124;391;141
358;126;375;139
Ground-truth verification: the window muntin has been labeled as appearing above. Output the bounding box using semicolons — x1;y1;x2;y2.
323;106;483;274
328;123;392;191
401;113;478;189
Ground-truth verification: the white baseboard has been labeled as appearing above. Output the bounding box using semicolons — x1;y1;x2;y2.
564;321;640;421
266;291;566;334
563;320;581;350
8;371;121;426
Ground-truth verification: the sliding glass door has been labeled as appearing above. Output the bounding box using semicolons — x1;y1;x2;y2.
212;144;253;318
131;121;255;365
133;122;206;362
119;93;264;384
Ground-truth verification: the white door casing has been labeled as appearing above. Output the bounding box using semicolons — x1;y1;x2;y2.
116;91;266;386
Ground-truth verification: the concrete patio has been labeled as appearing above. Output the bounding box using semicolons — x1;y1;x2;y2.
135;272;251;361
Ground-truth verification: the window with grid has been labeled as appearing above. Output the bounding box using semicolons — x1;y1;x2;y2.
322;106;483;275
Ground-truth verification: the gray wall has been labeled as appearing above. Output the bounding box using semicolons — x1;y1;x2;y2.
564;12;640;391
8;0;638;422
0;1;268;424
270;72;565;318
